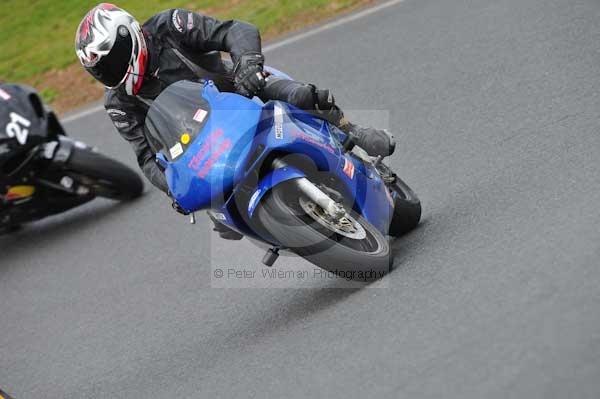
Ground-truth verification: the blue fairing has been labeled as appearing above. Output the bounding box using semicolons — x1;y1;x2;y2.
164;82;261;211
160;81;393;237
247;165;307;218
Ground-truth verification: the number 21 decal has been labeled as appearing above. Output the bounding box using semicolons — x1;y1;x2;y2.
5;112;31;145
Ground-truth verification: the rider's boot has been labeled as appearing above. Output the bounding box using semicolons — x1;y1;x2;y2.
208;212;243;241
313;88;396;158
262;80;396;157
340;121;396;157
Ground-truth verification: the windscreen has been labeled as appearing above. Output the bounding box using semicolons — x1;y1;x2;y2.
144;80;211;161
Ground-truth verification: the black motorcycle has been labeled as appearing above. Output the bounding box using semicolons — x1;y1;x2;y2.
0;84;143;233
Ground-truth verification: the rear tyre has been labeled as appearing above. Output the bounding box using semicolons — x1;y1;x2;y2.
388;177;421;237
66;147;144;201
255;180;392;279
0;224;22;236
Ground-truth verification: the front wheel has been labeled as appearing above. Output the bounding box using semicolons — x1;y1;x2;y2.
255;181;392;278
65;147;144;201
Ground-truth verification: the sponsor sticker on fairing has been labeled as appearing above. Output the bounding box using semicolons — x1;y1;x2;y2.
275;124;283;139
0;88;11;101
170;142;184;159
342;157;355;179
193;108;207;123
274;104;284;139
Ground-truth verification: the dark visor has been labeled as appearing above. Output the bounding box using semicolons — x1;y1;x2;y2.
88;29;133;88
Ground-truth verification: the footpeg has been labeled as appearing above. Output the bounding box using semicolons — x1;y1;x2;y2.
263;248;280;267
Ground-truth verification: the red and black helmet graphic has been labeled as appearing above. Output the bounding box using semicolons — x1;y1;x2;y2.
76;3;120;63
75;3;148;93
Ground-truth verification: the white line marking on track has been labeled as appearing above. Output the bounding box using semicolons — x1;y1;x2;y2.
262;0;406;53
62;0;406;125
62;103;105;124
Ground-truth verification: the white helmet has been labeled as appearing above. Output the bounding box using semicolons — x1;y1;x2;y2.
75;3;148;95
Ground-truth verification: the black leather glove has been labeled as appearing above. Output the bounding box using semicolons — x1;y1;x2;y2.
234;52;266;98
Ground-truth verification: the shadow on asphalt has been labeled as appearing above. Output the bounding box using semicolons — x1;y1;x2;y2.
389;217;429;270
203;285;364;357
0;199;138;262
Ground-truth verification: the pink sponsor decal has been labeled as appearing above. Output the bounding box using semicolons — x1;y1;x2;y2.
188;129;224;171
197;138;232;178
290;129;335;154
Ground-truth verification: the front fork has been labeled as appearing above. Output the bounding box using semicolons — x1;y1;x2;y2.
271;158;346;221
254;158;348;267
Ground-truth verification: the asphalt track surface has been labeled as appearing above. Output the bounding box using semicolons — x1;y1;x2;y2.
2;0;600;397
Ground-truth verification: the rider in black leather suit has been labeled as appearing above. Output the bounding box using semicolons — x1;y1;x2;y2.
75;4;394;238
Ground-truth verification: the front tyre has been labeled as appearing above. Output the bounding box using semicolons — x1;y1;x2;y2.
255;181;392;279
65;147;143;201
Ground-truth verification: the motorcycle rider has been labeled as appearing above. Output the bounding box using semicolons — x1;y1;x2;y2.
75;3;395;238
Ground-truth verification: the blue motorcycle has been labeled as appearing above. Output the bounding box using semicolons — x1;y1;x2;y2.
146;75;420;277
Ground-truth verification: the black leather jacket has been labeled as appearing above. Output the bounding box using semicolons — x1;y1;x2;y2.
104;9;262;192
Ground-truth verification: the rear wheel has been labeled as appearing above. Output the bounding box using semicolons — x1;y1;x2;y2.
255;180;391;279
388;176;421;237
65;147;143;201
